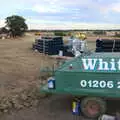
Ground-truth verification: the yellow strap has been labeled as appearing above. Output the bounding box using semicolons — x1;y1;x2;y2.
72;102;76;109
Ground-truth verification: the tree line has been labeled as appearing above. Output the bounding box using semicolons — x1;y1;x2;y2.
1;14;120;37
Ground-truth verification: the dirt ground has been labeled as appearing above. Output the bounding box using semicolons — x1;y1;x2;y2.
0;95;92;120
0;34;119;120
0;33;55;97
1;95;120;120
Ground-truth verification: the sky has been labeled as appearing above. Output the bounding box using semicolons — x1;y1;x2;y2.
0;0;120;30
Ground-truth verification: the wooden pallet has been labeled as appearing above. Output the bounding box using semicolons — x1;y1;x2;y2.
49;55;73;60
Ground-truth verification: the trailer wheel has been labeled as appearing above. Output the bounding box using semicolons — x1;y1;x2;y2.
81;97;106;119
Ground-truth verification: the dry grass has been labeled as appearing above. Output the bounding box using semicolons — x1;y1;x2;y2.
0;33;55;97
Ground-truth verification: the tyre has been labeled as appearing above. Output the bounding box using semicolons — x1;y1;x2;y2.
81;97;106;119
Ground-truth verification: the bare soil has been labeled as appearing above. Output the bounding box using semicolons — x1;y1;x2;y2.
1;95;120;120
0;33;54;98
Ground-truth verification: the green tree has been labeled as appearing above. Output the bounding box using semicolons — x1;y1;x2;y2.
5;15;28;37
54;31;66;36
0;27;9;34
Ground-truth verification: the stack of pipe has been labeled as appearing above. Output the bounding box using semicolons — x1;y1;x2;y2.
33;36;64;55
96;39;120;52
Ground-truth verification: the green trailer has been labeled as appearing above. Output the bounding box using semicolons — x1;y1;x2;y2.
40;52;120;118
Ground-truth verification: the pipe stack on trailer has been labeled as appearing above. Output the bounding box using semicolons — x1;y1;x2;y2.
33;36;64;55
96;39;120;52
32;36;75;57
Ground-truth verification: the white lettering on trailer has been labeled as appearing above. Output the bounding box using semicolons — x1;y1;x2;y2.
117;82;120;88
82;58;120;71
82;59;97;70
117;60;120;70
98;59;109;70
80;80;115;89
110;59;116;70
